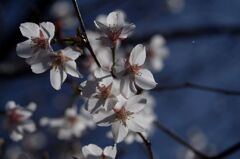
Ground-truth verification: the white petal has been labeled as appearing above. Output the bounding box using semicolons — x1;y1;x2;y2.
86;95;102;113
58;128;72;140
10;130;23;141
22;122;36;133
5;101;16;110
135;69;157;90
50;67;67;90
16;40;35;58
126;117;145;132
31;61;50;74
151;58;164;71
112;121;128;143
93;110;115;126
129;44;146;66
40;22;55;40
95;49;113;70
82;144;102;158
120;23;136;39
61;47;81;60
94;21;110;35
103;145;117;158
126;95;147;113
64;61;82;78
20;22;40;38
120;77;137;98
107;11;125;27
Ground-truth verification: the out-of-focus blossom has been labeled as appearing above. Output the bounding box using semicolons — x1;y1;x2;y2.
82;144;117;159
40;106;94;140
94;10;135;47
93;95;147;143
115;44;157;98
30;47;82;90
166;0;185;13
146;35;169;72
5;101;37;142
16;22;55;64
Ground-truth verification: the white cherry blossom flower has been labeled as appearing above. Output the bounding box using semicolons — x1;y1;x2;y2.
82;68;120;113
146;35;169;72
94;10;135;47
5;101;37;141
30;47;82;90
106;92;156;144
93;95;147;143
40;106;93;140
115;44;157;98
16;22;55;63
82;144;117;159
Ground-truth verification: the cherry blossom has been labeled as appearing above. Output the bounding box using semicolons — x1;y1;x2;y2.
30;47;82;90
40;106;94;140
5;101;37;141
93;95;147;143
94;10;135;47
16;22;55;64
115;44;157;98
82;144;117;159
146;35;169;72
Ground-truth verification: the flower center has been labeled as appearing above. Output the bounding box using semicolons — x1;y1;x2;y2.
114;106;133;126
52;52;72;68
31;30;49;49
128;65;141;75
8;110;24;125
66;116;79;126
100;154;107;159
109;27;123;42
97;84;112;99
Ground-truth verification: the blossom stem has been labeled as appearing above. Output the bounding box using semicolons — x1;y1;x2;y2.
111;46;116;74
154;121;209;159
71;0;101;68
137;132;154;159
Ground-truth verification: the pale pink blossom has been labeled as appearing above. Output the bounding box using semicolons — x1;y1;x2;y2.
82;144;117;159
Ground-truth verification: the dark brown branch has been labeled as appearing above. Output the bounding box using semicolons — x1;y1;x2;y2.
154;121;210;159
154;82;240;96
71;0;101;68
137;132;154;159
211;142;240;159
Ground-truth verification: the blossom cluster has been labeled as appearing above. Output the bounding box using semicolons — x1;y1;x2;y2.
8;9;169;159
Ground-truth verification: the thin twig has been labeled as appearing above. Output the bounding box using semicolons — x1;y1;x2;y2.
154;82;240;96
154;121;210;159
71;0;101;68
211;142;240;159
137;132;154;159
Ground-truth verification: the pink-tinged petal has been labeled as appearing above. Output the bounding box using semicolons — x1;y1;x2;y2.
50;67;67;90
31;61;50;74
107;11;125;27
103;145;117;159
16;40;35;58
40;22;55;40
119;23;136;39
135;69;157;90
20;22;40;38
120;76;137;98
82;144;102;158
129;44;146;66
64;61;82;78
126;116;145;132
93;110;115;126
112;121;128;143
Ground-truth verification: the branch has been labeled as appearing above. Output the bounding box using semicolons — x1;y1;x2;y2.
211;142;240;159
71;0;101;68
137;132;154;159
154;121;210;159
154;82;240;96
